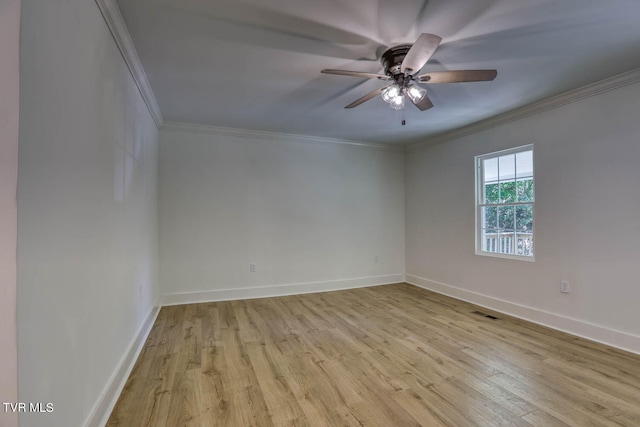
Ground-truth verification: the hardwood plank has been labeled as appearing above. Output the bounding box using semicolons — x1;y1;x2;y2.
245;341;308;426
108;283;640;426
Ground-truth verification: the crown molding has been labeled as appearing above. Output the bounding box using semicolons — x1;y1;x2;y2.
407;67;640;151
95;0;163;128
161;121;403;152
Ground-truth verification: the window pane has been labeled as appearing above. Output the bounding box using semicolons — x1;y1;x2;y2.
484;183;499;204
500;181;516;203
482;206;497;231
516;178;534;202
497;232;515;254
498;206;514;232
482;206;498;253
515;205;533;232
483;157;498;183
516;233;534;256
498;154;516;180
484;235;498;253
516;150;533;178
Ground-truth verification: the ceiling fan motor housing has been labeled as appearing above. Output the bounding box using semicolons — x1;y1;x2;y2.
381;45;412;77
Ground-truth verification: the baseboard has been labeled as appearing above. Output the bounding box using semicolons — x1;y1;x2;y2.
83;299;161;427
406;274;640;356
160;274;405;306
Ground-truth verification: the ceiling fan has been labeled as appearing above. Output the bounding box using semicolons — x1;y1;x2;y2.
321;33;497;111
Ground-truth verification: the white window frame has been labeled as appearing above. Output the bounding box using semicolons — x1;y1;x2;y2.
475;145;535;262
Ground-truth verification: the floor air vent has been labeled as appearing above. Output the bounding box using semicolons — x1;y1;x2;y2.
471;310;499;320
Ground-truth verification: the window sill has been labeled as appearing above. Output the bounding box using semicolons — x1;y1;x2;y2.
475;251;535;262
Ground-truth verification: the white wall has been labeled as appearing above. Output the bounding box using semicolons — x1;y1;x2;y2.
159;127;405;302
18;0;159;426
406;80;640;354
0;0;20;426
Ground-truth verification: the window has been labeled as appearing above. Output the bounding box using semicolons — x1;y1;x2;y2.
476;145;534;260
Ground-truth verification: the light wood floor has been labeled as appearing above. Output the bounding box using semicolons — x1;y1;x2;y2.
107;283;640;426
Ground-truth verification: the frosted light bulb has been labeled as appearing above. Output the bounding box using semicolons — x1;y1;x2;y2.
406;84;427;103
390;94;405;110
381;84;401;103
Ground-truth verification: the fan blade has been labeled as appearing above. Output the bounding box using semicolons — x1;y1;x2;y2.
160;2;384;60
404;88;434;111
345;87;385;109
417;70;497;84
400;33;442;75
321;69;390;80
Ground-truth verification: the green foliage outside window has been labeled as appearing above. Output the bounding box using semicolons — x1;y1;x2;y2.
483;179;534;232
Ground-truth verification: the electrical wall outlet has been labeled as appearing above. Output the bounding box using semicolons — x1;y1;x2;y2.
560;280;570;294
250;263;256;272
374;256;379;264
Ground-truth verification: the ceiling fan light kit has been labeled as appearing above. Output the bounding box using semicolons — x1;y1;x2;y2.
406;84;427;104
321;33;497;113
390;93;406;110
381;84;401;103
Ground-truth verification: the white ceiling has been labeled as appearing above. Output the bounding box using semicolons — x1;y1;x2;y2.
116;0;640;145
